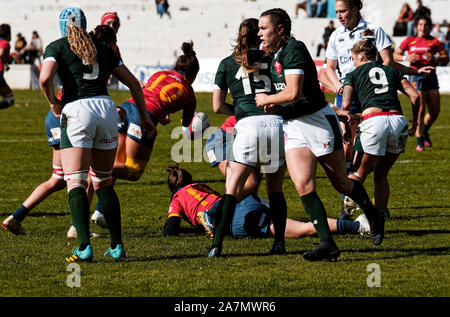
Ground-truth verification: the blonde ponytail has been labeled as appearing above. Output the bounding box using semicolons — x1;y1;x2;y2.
67;25;97;66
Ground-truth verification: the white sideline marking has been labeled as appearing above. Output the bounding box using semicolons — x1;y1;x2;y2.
396;160;419;164
0;139;45;143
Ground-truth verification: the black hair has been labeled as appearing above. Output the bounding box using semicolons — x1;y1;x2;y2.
174;41;200;83
166;163;193;193
0;24;11;40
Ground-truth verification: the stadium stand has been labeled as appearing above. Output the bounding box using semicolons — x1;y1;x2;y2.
1;0;448;90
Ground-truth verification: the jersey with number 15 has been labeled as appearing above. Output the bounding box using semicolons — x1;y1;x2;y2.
343;61;403;112
128;70;197;123
43;37;121;107
214;52;273;121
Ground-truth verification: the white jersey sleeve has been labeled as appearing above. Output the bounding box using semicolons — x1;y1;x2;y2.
374;25;392;52
325;29;339;61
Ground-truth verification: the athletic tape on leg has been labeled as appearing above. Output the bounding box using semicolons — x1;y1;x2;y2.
52;165;64;179
64;170;89;191
89;168;112;182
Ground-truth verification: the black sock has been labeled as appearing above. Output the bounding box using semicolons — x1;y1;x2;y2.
347;179;377;221
423;124;431;138
96;186;122;247
268;192;287;244
0;100;10;110
301;191;331;241
416;136;424;147
212;194;237;248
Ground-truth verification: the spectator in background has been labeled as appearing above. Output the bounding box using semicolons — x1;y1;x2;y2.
393;2;414;36
444;22;450;56
431;22;446;43
0;24;14;110
295;1;308;18
23;31;43;65
14;33;26;58
316;20;335;57
11;33;26;64
307;0;328;18
407;0;431;36
156;0;171;19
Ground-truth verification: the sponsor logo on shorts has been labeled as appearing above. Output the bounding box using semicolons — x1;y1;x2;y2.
388;144;405;150
128;122;142;140
100;136;118;144
207;150;217;164
323;141;331;148
50;128;61;141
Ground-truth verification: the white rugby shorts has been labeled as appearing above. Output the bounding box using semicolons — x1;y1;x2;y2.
359;114;408;156
230;115;285;173
283;105;343;156
60;96;119;150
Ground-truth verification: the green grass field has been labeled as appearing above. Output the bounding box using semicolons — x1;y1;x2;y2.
0;89;449;299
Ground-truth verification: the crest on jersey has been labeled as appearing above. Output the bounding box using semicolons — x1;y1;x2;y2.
274;61;282;75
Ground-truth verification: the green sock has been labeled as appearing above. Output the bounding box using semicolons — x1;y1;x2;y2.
212;194;237;248
96;186;122;248
301;191;331;241
68;187;90;247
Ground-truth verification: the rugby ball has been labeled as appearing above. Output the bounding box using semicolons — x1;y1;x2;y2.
184;112;210;140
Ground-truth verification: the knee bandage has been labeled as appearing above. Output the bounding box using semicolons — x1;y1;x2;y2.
124;157;147;181
52;165;64;179
89;168;112;183
64;170;89;191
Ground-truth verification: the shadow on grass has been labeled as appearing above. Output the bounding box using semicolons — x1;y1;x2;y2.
118;243;449;263
0;212;69;217
389;205;450;212
122;250;309;263
386;229;450;236
339;246;450;262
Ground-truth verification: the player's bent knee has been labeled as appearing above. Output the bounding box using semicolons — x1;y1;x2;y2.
124;157;147;181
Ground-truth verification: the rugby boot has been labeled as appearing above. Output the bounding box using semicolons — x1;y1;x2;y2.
303;238;340;261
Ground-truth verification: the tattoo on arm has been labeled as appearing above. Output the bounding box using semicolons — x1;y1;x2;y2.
342;86;353;110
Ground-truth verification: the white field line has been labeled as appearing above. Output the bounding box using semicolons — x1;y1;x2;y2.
0;138;45;143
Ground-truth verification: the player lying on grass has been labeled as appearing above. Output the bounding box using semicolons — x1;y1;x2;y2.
163;164;370;239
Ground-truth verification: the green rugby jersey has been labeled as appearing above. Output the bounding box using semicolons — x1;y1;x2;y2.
344;61;403;112
43;36;121;107
214;53;273;121
271;37;328;119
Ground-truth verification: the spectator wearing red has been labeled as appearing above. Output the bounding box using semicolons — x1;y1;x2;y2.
0;23;14;110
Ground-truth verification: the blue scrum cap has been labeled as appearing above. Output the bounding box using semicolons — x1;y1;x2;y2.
59;6;87;36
